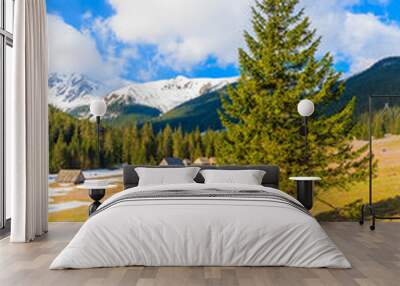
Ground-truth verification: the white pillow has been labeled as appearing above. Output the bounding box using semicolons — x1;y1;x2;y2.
200;169;266;185
135;167;200;186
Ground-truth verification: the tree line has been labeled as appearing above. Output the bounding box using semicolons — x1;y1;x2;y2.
355;105;400;140
49;106;223;173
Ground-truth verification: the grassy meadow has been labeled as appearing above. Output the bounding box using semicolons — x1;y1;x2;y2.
48;171;124;222
49;135;400;222
313;135;400;220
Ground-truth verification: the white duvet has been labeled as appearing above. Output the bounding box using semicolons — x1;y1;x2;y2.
50;183;351;269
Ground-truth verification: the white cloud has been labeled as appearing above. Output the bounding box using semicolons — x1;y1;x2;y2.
104;0;400;75
107;0;253;71
137;68;156;82
47;14;129;88
82;11;93;21
48;0;400;81
301;0;400;74
48;14;103;76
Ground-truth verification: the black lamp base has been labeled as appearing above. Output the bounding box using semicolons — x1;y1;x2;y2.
296;181;314;210
88;189;105;215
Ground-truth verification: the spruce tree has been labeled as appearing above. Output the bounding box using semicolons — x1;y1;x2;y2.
203;130;215;158
161;125;173;158
68;130;81;169
186;133;196;161
129;125;139;164
103;129;115;167
122;127;132;164
218;0;369;191
172;126;185;159
52;133;68;172
141;123;156;164
193;127;203;159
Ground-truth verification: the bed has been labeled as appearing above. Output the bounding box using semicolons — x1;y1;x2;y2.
50;165;350;269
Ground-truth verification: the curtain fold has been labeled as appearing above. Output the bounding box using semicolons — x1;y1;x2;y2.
9;0;48;242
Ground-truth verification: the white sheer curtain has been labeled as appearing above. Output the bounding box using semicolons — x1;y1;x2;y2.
8;0;48;242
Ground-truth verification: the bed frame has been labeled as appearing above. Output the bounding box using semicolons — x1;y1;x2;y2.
123;165;280;190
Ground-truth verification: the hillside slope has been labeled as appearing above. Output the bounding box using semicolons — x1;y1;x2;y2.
153;57;400;132
105;75;237;114
151;86;232;132
343;57;400;114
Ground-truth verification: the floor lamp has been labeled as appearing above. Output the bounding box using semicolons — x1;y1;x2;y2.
359;95;400;230
90;99;107;168
297;99;315;164
290;99;321;210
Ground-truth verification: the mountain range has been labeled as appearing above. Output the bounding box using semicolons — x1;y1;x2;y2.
48;57;400;132
48;73;237;122
48;73;107;110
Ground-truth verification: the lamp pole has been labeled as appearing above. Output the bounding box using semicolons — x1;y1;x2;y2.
96;116;101;167
297;99;315;169
303;116;308;163
90;99;107;169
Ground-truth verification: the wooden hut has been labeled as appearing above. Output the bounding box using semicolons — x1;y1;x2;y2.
182;158;192;166
56;169;85;184
193;157;210;166
159;157;184;166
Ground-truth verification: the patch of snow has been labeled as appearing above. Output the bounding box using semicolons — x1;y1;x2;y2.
49;201;90;212
105;75;238;113
82;168;123;179
48;73;238;117
48;72;110;111
49;187;72;197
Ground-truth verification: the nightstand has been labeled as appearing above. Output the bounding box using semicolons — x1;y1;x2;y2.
77;183;117;215
289;177;321;210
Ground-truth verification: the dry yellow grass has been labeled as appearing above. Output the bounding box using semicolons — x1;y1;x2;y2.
312;134;400;219
48;206;89;222
48;174;124;222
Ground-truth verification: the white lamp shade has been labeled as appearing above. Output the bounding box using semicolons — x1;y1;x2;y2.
297;99;314;117
90;99;107;117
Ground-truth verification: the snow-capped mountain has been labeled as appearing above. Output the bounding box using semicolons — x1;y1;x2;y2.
48;73;238;117
105;75;238;113
48;73;106;111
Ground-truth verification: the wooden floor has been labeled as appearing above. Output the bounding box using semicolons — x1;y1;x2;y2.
0;222;399;286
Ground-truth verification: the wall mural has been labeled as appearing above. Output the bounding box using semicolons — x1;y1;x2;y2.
47;0;400;221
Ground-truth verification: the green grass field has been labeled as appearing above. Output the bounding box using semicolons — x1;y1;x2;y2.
49;135;400;222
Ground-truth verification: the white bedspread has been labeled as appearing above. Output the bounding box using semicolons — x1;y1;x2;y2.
50;183;351;269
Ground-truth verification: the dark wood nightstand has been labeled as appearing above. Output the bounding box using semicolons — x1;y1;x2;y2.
289;177;321;210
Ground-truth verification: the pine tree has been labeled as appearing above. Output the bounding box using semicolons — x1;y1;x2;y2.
155;131;163;161
141;123;156;164
68;129;81;169
161;125;173;158
52;132;68;172
172;126;185;158
218;0;369;191
203;130;215;158
122;127;132;163
193;127;203;159
129;125;140;164
186;133;196;161
103;129;115;166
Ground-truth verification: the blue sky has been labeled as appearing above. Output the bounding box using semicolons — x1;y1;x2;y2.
46;0;400;85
